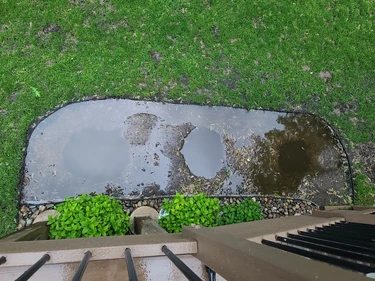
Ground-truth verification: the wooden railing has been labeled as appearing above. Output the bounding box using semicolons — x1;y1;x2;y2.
1;208;374;281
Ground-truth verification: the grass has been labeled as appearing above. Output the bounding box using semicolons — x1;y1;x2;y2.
354;173;375;206
0;0;374;237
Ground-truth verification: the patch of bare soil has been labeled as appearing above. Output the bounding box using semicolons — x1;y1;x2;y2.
124;113;159;145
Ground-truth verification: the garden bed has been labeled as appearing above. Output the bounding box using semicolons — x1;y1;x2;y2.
18;195;318;231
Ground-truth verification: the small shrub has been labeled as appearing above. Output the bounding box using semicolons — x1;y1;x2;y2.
159;193;220;233
355;173;375;206
219;198;263;225
48;194;131;239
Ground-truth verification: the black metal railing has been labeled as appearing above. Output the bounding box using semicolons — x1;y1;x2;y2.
124;248;138;281
15;254;50;281
0;256;6;265
71;251;92;281
3;246;213;280
262;222;375;275
162;245;203;281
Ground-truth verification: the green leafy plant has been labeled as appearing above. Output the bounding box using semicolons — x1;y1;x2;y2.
159;193;220;233
30;86;41;98
219;198;263;226
48;194;131;239
354;173;375;206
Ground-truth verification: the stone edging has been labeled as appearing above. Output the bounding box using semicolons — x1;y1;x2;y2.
18;195;319;230
121;195;319;219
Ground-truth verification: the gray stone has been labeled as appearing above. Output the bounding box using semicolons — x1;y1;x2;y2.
33;210;59;224
31;210;40;219
26;218;33;226
19;219;26;227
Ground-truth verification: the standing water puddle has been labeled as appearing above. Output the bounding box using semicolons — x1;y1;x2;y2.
181;128;226;179
22;99;351;205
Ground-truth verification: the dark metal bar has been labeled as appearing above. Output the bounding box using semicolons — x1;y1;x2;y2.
124;248;138;281
0;256;6;265
347;222;375;230
313;227;375;242
206;266;216;281
329;222;375;231
262;239;375;274
15;254;50;281
314;226;375;241
162;245;203;281
277;236;375;263
332;223;375;234
335;221;375;228
298;230;375;249
287;233;375;255
71;251;92;281
334;222;375;232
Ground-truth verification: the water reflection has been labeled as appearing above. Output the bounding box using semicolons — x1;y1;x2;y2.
181;128;225;179
22;100;348;205
250;114;337;194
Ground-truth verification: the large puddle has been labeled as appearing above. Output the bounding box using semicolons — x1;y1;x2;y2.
22;99;351;206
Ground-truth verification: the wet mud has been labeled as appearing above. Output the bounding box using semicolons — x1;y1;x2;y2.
22;100;351;206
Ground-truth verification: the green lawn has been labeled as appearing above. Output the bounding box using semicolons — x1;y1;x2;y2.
1;0;374;237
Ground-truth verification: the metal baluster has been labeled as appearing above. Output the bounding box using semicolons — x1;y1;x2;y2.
71;251;92;281
206;266;217;281
124;248;138;281
162;245;203;281
15;254;50;281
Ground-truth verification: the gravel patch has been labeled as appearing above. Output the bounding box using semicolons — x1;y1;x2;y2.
18;195;318;231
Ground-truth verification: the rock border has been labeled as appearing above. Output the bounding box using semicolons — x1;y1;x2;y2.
18;195;319;230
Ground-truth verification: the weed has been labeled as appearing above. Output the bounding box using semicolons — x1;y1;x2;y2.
48;194;130;239
219;199;263;225
159;193;220;233
354;173;375;206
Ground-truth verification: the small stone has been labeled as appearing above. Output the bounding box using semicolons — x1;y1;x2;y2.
20;205;29;215
19;219;26;227
26;218;33;226
295;204;300;209
46;204;54;209
39;205;46;212
137;202;142;207
33;210;59;224
31;210;40;219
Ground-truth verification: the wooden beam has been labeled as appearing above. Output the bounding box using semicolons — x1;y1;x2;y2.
134;216;167;235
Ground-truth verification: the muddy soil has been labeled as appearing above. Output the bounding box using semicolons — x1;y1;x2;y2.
22;99;351;206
